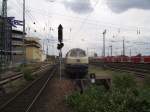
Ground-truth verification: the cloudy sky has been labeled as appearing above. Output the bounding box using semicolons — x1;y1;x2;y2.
1;0;150;56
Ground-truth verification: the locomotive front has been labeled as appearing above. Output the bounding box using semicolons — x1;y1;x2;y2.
65;48;89;78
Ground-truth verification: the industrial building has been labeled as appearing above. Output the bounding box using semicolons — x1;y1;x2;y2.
0;17;45;65
25;37;42;62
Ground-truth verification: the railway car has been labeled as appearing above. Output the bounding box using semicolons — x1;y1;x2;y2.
143;56;150;63
90;55;150;64
65;48;89;78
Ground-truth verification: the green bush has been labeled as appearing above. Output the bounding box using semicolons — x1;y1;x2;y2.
66;74;150;112
22;67;34;81
15;64;28;72
16;65;23;72
112;73;137;90
66;86;106;112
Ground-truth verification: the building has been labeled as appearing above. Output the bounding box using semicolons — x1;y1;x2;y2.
11;30;24;64
0;16;12;65
25;37;42;62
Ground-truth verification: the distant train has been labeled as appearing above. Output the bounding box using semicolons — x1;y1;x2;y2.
65;48;89;78
90;55;150;63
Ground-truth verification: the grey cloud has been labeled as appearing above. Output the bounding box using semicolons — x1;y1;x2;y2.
106;0;150;13
45;0;56;2
63;0;94;14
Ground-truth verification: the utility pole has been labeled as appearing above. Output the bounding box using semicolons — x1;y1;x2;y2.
23;0;26;64
43;40;45;51
50;27;54;55
110;45;112;56
107;47;109;56
47;43;48;61
123;37;125;56
93;48;96;56
2;0;7;17
87;48;88;56
2;0;7;65
102;29;106;57
0;0;7;94
130;49;131;57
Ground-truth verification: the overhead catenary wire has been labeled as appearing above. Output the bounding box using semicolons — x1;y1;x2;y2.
6;0;150;56
27;5;150;32
9;0;51;53
7;0;150;33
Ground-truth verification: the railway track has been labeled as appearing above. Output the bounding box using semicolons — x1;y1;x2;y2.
105;63;150;71
0;64;51;86
0;65;57;112
105;64;148;78
91;62;150;78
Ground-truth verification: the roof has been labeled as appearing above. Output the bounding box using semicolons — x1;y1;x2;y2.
25;37;40;41
69;48;85;52
25;37;41;47
67;48;85;55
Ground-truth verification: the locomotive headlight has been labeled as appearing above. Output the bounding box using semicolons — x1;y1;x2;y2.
90;73;96;84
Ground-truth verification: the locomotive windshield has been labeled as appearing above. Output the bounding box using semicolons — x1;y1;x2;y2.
69;49;86;57
78;50;86;57
70;50;78;57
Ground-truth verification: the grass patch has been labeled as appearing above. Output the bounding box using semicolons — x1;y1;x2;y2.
112;72;137;91
89;65;112;78
66;74;150;112
143;75;150;88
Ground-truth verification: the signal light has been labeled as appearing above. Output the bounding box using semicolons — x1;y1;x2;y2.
57;43;64;50
58;24;63;43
